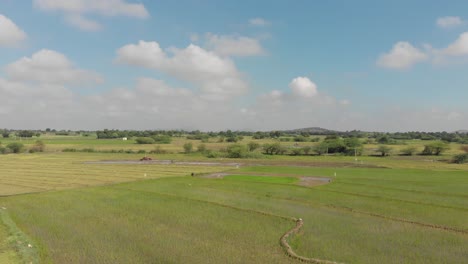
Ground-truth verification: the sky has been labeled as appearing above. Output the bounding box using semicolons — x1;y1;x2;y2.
0;0;468;132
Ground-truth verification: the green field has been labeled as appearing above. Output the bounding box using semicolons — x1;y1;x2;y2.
0;136;466;263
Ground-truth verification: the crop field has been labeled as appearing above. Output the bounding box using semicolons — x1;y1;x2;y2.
0;136;466;263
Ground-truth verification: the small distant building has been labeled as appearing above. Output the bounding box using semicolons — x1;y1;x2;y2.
122;137;127;141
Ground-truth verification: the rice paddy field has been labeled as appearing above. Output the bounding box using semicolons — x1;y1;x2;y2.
0;135;466;263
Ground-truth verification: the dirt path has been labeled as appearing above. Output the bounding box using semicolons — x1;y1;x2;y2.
281;219;343;264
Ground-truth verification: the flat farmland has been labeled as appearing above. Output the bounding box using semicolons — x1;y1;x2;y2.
0;153;233;195
0;152;466;263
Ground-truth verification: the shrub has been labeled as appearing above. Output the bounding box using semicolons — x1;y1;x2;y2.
376;145;392;156
62;148;77;152
461;145;468;153
290;148;303;156
137;150;147;154
205;150;223;158
0;147;7;154
82;148;96;153
29;140;46;153
197;144;207;153
401;146;417;156
135;137;155;144
421;141;450;156
226;144;248;158
183;142;193;153
262;143;287;155
152;135;172;144
6;142;24;153
247;142;260;152
302;146;312;155
149;146;168;154
453;153;468;164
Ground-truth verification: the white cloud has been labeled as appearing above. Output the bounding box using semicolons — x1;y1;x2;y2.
116;40;248;100
289;77;318;98
65;14;102;32
6;49;103;85
377;42;428;69
33;0;149;31
442;32;468;56
249;18;269;27
436;16;464;28
0;14;27;47
205;33;265;57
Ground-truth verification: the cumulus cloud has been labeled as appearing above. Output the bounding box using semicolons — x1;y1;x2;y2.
377;42;428;69
436;16;464;29
249;18;270;27
116;40;248;100
65;14;102;32
33;0;149;31
6;49;103;85
442;32;468;56
289;77;317;98
0;14;27;47
205;33;265;57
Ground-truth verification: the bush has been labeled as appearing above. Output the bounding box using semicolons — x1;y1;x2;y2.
290;148;303;156
62;148;77;152
135;137;155;144
29;140;46;153
226;144;248;158
152;135;172;144
205;150;223;158
197;144;207;153
401;146;417;156
453;153;468;164
262;143;287;155
6;142;24;153
302;146;312;155
137;150;147;154
421;141;449;156
376;145;392;156
247;142;260;152
149;146;168;154
183;142;193;153
461;145;468;153
0;147;7;154
82;148;96;153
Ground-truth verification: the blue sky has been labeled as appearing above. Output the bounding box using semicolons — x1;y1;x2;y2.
0;0;467;131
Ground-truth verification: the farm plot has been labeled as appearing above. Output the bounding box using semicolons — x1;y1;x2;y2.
0;165;465;263
0;153;233;196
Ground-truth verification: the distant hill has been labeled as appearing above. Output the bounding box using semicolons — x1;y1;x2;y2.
455;130;468;134
283;127;338;134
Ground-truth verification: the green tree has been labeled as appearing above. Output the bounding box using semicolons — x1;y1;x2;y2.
302;146;312;155
422;141;449;156
376;145;392;156
7;142;24;153
401;146;417;156
135;137;155;144
247;142;260;152
1;131;9;138
226;144;248;158
183;142;193;153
